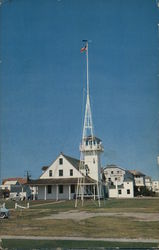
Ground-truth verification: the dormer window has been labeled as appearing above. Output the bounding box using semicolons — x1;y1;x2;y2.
59;158;63;165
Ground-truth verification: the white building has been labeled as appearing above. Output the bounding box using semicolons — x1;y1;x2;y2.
1;180;18;191
103;165;134;198
108;179;134;198
29;153;97;200
129;170;145;187
103;165;133;185
145;176;152;190
29;42;104;201
152;180;159;193
1;177;31;200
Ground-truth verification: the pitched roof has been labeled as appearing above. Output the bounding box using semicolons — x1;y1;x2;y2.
2;177;27;185
4;180;18;185
103;165;125;172
83;135;102;142
62;153;80;170
145;176;151;180
129;170;145;177
124;177;134;182
28;176;96;186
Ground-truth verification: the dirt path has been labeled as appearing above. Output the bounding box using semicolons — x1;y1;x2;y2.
37;210;159;221
1;235;159;243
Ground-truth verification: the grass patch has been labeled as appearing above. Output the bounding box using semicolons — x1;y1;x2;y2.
1;198;159;212
1;239;159;249
0;198;159;239
1;214;159;239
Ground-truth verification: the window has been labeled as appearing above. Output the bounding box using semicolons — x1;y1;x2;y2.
47;185;52;194
59;158;63;165
118;189;122;195
111;171;114;174
71;185;75;193
108;178;111;181
59;185;63;194
89;140;92;145
115;177;117;181
117;171;119;174
93;158;95;164
70;169;73;176
49;170;52;177
127;189;130;194
59;170;63;176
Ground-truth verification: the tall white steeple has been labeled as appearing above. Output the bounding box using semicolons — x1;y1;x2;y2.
80;40;104;182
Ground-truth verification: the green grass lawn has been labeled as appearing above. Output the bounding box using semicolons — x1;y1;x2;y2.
0;198;159;240
1;239;159;249
1;197;159;212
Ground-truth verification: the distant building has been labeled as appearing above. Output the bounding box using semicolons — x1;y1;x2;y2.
1;177;27;190
152;180;159;193
1;177;31;200
103;165;134;198
129;170;146;187
145;176;152;190
108;179;134;198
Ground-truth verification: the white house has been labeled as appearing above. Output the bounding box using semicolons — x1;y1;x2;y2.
103;165;133;186
129;170;145;187
1;177;31;200
108;178;134;198
152;180;159;193
145;176;152;190
29;153;97;200
103;165;134;198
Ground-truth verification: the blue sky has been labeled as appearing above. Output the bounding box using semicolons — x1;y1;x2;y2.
0;0;159;180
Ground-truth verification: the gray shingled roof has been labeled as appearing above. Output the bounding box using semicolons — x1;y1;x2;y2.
103;165;125;171
83;135;102;142
62;153;80;170
129;170;145;177
28;176;96;186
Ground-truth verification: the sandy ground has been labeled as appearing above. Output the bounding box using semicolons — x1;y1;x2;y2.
37;210;159;221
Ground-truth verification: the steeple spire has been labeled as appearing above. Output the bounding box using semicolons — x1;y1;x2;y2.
82;41;93;139
75;41;104;208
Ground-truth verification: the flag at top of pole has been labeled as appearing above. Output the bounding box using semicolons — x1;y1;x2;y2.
80;45;87;53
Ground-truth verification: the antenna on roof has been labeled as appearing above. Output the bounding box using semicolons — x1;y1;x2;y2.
24;171;31;182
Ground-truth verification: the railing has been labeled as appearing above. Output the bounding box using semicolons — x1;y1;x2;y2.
80;144;104;152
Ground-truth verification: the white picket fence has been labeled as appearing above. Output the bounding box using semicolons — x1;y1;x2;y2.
15;202;30;209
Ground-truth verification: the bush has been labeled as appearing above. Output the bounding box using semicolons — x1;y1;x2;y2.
134;186;156;197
